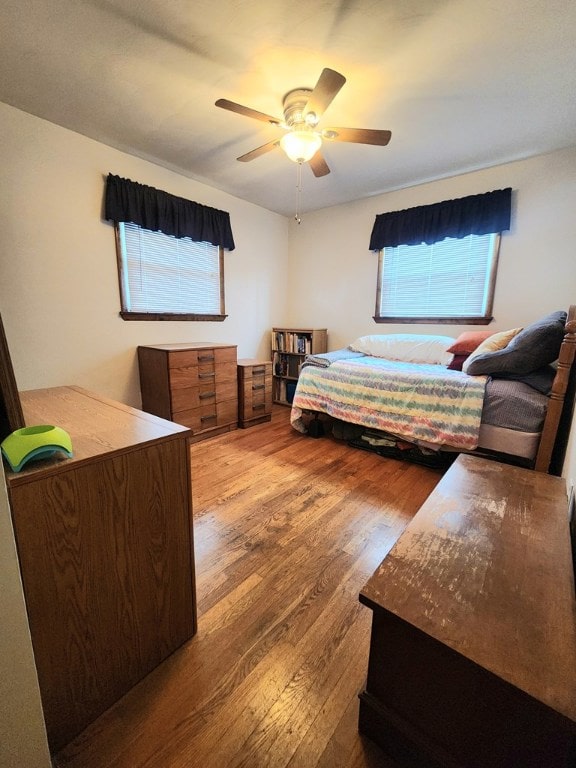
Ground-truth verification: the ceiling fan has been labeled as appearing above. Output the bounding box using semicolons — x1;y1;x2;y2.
215;68;391;177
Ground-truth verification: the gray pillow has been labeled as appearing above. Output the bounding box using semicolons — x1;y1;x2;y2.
497;365;557;394
465;310;567;376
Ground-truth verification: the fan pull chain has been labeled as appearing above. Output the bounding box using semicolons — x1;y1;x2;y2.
294;162;303;224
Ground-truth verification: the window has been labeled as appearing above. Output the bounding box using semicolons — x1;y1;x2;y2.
375;233;500;324
105;173;234;321
115;222;225;321
369;188;511;324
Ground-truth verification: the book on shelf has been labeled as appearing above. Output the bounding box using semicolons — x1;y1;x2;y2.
272;353;300;378
287;357;300;378
272;330;315;355
273;352;288;376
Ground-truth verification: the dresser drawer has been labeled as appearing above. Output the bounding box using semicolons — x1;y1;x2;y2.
195;346;236;367
172;379;237;414
173;403;217;432
241;393;272;421
216;360;239;383
169;364;200;390
169;347;236;382
171;381;215;413
217;379;238;402
241;361;272;380
174;398;238;433
217;398;239;426
241;378;272;411
167;349;199;369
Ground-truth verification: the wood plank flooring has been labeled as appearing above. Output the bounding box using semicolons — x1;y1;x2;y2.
54;407;443;768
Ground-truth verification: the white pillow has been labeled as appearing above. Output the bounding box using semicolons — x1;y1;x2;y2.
349;334;456;365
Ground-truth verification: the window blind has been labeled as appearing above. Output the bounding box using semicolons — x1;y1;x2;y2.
120;222;221;314
379;233;496;318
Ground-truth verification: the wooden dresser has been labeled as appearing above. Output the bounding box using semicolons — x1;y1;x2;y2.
138;343;238;442
4;386;196;753
237;358;272;428
359;454;576;768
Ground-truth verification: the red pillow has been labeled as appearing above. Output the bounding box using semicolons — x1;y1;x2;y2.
447;354;468;371
446;331;494;355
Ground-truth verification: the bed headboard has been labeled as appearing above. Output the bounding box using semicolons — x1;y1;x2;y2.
534;304;576;474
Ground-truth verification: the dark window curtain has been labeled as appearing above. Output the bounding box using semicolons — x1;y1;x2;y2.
369;187;512;250
105;174;235;250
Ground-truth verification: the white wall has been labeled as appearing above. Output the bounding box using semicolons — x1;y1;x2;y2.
0;102;289;408
287;147;576;482
0;473;51;767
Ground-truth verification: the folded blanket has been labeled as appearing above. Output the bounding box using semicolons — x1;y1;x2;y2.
302;348;365;368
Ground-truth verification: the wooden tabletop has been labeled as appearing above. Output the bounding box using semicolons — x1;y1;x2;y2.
237;358;272;367
138;342;236;351
5;386;191;486
360;454;576;725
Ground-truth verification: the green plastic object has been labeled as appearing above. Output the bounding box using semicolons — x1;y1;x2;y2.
1;425;73;472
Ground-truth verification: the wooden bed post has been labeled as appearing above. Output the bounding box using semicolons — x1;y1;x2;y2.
534;305;576;473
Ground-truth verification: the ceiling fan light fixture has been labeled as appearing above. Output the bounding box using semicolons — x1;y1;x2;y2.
280;130;322;163
216;68;391;176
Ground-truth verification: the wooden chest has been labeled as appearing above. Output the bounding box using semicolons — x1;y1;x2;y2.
358;455;576;767
138;343;238;441
237;358;272;428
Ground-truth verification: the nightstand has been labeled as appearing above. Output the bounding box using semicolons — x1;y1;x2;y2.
237;358;273;428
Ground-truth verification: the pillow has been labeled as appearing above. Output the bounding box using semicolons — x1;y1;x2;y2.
461;327;523;373
348;334;456;365
447;354;468;371
464;310;567;376
498;366;557;395
446;330;494;355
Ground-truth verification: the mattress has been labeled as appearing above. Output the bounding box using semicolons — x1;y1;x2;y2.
481;378;548;433
474;378;549;460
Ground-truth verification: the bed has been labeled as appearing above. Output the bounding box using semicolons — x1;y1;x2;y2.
290;307;576;474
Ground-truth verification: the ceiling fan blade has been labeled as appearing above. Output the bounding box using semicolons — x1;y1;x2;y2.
309;151;330;177
215;98;282;126
237;140;280;162
304;68;346;121
323;127;392;146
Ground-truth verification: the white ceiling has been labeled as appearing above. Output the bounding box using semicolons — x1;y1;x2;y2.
1;0;576;217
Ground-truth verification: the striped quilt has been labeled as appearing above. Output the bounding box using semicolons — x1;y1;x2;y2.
290;356;487;450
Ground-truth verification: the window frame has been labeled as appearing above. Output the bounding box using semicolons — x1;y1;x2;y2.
114;223;227;322
373;233;501;325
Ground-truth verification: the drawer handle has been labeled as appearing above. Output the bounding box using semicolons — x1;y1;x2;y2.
252;403;266;411
199;355;215;362
201;414;217;422
199;391;216;400
252;383;265;391
199;372;216;379
253;367;266;374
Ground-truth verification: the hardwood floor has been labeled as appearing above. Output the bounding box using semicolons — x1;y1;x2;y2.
54;407;443;768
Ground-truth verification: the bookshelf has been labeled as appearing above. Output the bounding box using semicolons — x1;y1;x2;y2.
271;327;327;405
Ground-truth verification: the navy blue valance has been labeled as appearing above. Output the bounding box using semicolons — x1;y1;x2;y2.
369;187;512;250
105;174;235;250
